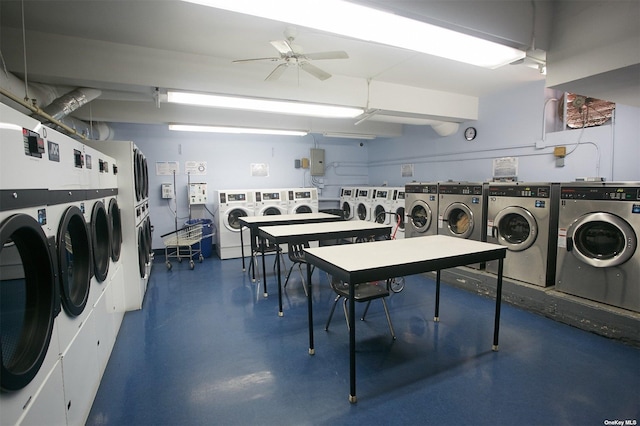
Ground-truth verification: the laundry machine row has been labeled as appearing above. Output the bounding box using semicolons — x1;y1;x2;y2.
1;103;124;425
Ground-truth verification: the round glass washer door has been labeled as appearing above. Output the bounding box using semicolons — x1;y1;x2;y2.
108;198;122;262
342;201;353;220
262;207;282;216
567;212;637;268
91;201;110;283
409;200;433;233
294;205;312;214
443;202;474;239
223;208;250;232
493;206;537;251
57;206;92;317
1;214;58;391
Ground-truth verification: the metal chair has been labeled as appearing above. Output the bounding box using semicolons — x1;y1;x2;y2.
248;236;287;285
325;275;396;340
283;242;313;296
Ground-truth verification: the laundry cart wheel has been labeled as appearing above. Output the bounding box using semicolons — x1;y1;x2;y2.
189;259;195;270
199;255;204;263
166;261;172;270
390;276;405;293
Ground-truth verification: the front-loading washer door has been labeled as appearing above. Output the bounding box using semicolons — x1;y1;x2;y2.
374;204;389;224
356;202;369;220
224;208;250;232
293;204;312;214
395;206;405;231
108;199;122;262
1;214;58;391
409;200;433;234
342;201;353;220
493;206;537;251
567;212;637;268
443;202;474;239
91;201;110;283
261;206;283;216
57;206;91;317
138;226;146;278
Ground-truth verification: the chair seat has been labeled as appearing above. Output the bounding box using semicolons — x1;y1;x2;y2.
332;281;389;302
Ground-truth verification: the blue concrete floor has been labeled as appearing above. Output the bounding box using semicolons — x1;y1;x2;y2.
88;254;639;425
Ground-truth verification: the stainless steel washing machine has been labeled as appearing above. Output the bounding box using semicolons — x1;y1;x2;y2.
405;183;438;238
555;182;640;312
486;182;559;287
438;182;487;269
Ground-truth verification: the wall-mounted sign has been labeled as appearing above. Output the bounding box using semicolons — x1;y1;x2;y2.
493;157;518;180
185;161;207;175
251;163;269;177
156;161;179;176
401;163;414;178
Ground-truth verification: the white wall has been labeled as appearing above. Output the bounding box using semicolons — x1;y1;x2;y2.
106;124;370;248
368;80;640;185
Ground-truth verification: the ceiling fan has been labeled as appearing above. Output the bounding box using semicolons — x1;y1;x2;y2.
233;28;349;81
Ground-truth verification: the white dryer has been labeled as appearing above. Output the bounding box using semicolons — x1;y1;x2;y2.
339;187;357;220
371;187;394;224
485;182;560;287
215;189;255;259
555;182;640;312
85;140;150;311
354;187;374;221
0;104;66;425
255;189;288;216
287;188;318;214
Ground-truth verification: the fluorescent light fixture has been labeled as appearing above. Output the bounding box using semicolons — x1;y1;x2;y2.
169;124;308;136
167;91;363;118
183;0;525;68
323;132;376;140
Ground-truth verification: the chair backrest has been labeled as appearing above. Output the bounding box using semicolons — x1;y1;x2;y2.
287;242;310;263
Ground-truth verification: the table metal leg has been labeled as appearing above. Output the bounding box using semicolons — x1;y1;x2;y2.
241;227;246;271
307;263;315;355
492;257;504;351
349;280;357;403
277;243;283;317
261;239;268;298
434;270;441;322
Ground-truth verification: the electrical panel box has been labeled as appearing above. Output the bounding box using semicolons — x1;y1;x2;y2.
189;183;208;205
161;183;174;199
310;148;325;176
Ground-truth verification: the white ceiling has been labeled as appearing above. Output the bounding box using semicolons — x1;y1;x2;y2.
0;0;554;137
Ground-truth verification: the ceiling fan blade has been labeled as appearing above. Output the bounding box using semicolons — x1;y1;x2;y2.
304;51;349;60
300;62;331;81
265;63;288;81
232;57;281;63
270;39;294;55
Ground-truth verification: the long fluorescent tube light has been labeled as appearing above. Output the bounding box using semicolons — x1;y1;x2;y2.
169;124;308;136
323;132;376;140
183;0;525;68
167;91;363;118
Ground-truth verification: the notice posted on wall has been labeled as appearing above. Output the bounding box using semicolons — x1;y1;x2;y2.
251;163;269;177
401;163;414;178
156;161;179;176
185;161;207;175
493;157;518;180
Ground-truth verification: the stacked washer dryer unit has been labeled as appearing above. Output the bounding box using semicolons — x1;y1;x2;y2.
555;182;640;312
0;104;66;425
485;182;559;287
215;189;255;259
339;187;357;220
255;189;288;216
86;140;151;311
405;183;439;238
437;182;487;269
354;187;374;221
287;187;319;214
1;103;125;425
371;187;395;225
390;187;406;239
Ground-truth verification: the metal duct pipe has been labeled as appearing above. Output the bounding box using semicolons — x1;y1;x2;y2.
43;88;102;120
55;115;115;140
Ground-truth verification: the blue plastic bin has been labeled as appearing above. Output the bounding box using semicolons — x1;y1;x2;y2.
185;218;214;258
